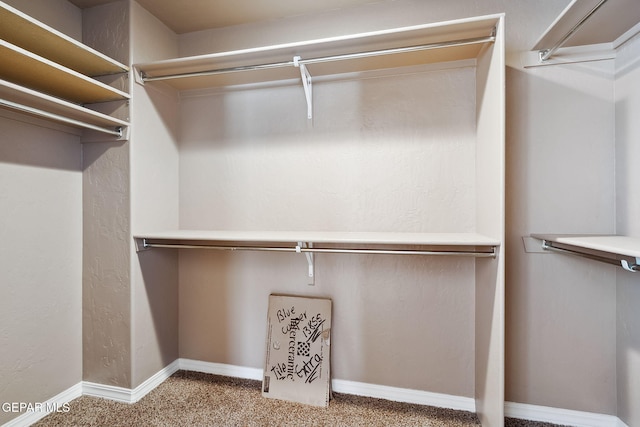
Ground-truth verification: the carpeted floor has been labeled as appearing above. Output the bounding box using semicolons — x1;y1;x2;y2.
34;371;568;427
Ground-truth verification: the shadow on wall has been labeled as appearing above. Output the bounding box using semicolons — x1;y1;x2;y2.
0;113;82;171
614;36;640;426
616;272;640;426
137;248;179;369
504;62;617;414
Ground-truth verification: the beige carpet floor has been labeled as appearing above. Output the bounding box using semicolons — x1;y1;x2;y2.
34;371;567;427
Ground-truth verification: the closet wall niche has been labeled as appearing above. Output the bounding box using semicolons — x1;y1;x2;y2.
134;13;504;426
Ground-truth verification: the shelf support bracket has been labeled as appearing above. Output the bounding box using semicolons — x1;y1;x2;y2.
297;241;315;285
294;56;313;119
621;258;639;273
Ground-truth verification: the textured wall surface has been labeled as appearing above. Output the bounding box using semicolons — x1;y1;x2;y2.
177;64;480;396
0;1;83;425
81;1;132;388
178;68;478;233
615;33;640;427
82;141;132;387
505;61;617;414
130;0;180;388
0;116;82;425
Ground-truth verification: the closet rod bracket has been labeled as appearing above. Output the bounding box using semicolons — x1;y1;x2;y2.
135;238;151;252
297;241;315;285
621;258;639;273
293;56;313;119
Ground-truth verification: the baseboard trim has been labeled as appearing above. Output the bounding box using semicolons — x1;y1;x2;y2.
83;359;180;404
504;402;628;427
131;360;181;403
331;378;476;412
178;358;263;381
1;383;82;427
178;358;475;413
7;361;629;427
81;382;132;404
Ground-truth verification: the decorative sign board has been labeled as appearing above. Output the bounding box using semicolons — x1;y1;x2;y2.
262;294;332;407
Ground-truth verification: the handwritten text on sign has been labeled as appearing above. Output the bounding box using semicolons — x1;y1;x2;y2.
270;305;327;383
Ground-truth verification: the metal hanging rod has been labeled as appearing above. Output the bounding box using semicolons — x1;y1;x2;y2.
539;0;609;62
0;98;123;137
141;34;496;83
137;239;497;258
541;239;638;272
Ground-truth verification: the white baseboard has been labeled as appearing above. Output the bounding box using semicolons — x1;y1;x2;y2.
178;358;475;413
1;383;82;427
83;359;180;404
81;382;132;404
504;402;628;427
331;378;476;412
131;360;181;402
178;358;263;381
5;360;630;427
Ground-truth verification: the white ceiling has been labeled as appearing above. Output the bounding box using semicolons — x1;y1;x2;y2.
68;0;383;34
67;0;640;54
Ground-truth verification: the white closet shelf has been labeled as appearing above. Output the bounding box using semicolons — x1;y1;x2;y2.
531;234;640;272
0;39;129;105
0;1;128;76
134;230;499;256
133;15;500;91
0;78;128;138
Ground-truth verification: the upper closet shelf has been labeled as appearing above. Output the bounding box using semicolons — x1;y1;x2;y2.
0;1;129;139
531;234;640;272
0;1;128;76
0;39;129;104
134;230;499;257
134;14;500;91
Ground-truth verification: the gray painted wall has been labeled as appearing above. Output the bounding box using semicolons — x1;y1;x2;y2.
0;1;83;424
129;0;180;389
615;33;640;427
1;1;639;425
505;62;617;413
82;0;132;388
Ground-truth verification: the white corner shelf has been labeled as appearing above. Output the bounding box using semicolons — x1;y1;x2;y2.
134;15;499;92
530;234;640;272
0;1;129;139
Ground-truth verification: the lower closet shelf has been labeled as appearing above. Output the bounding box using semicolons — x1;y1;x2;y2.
134;230;499;257
0;78;128;138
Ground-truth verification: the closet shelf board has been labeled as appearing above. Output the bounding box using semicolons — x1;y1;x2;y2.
0;78;129;129
135;14;500;91
531;234;640;259
0;0;128;76
0;39;130;104
134;230;500;248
